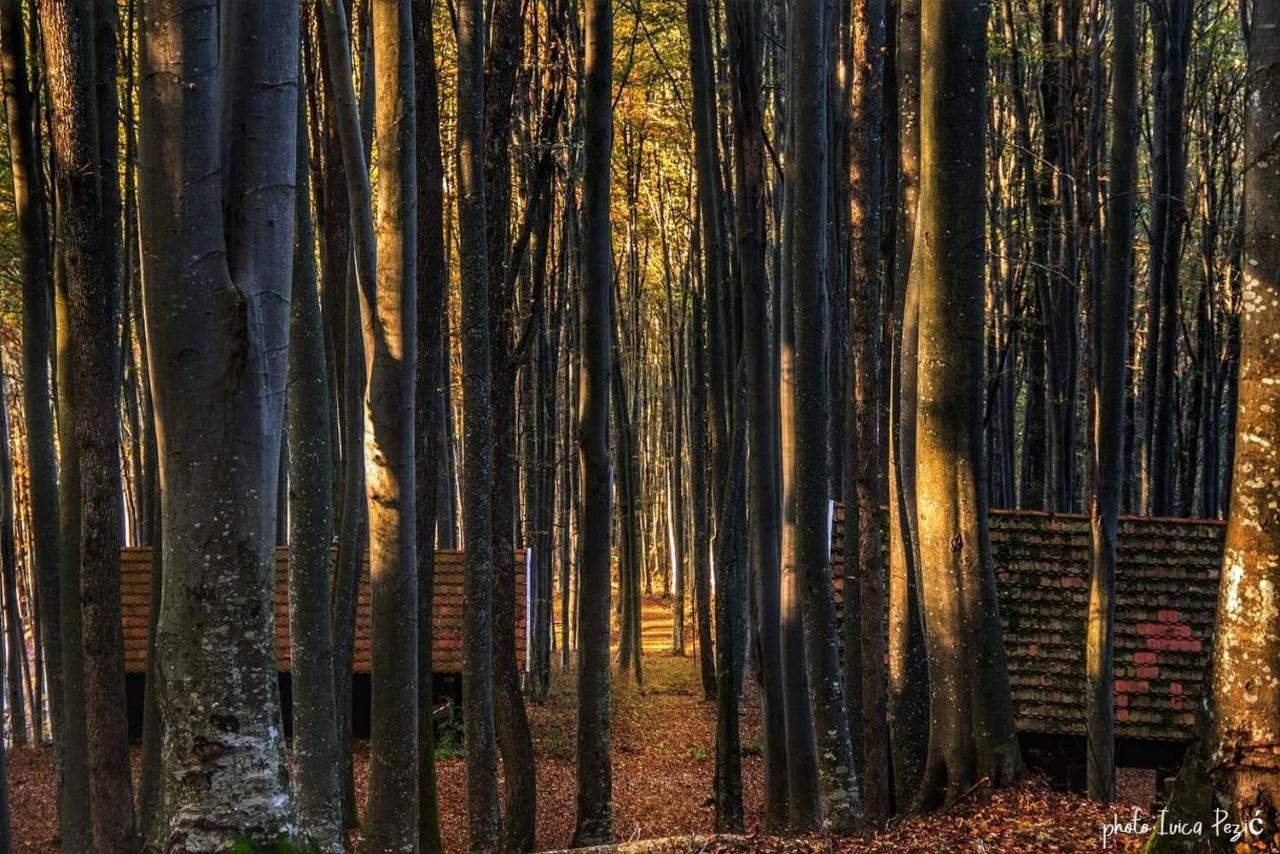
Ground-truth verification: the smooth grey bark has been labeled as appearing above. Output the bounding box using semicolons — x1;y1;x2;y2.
1085;0;1137;805
788;0;862;832
911;0;1021;811
723;0;787;829
287;73;343;852
36;0;133;847
413;0;446;848
0;0;62;769
572;0;614;844
1146;11;1280;847
457;0;503;847
138;0;300;846
688;286;716;701
358;1;419;849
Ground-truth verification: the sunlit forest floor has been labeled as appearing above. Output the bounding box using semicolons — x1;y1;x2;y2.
7;594;1153;851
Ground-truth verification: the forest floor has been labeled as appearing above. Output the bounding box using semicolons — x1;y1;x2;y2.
7;594;1156;852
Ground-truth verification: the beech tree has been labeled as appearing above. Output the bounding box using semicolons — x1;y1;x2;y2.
138;0;300;845
573;0;615;843
1085;0;1138;805
910;0;1021;810
457;0;503;847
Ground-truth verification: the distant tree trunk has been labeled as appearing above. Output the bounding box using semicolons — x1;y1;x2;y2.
0;601;9;848
1148;0;1192;517
0;0;62;770
847;0;888;824
1146;12;1280;846
413;0;447;848
572;0;614;844
138;0;300;845
1085;0;1136;805
36;0;133;847
358;1;419;849
0;365;26;750
287;75;343;852
723;0;787;828
788;0;861;832
886;0;929;813
688;285;716;701
910;0;1021;810
456;0;503;847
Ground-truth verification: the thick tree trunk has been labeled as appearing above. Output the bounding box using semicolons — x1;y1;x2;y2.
457;0;503;847
573;0;614;843
688;286;716;701
910;0;1021;811
287;78;343;852
1085;0;1137;805
1147;12;1280;847
413;0;447;847
36;0;133;846
139;0;300;846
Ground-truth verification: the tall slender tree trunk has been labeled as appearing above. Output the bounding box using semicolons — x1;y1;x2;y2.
413;0;447;848
1085;0;1137;805
287;74;343;851
359;1;419;849
0;365;26;750
36;0;133;846
724;0;788;828
139;0;301;845
573;0;614;843
911;0;1021;810
457;0;503;847
847;0;888;823
788;0;862;831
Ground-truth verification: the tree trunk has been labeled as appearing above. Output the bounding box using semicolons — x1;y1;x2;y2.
910;0;1021;810
788;0;861;831
723;0;787;828
287;74;343;851
358;1;419;849
457;0;503;847
847;0;888;823
1146;12;1280;846
573;0;614;843
1085;0;1136;804
413;0;447;847
886;0;929;813
0;364;26;750
139;0;300;845
37;0;134;846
